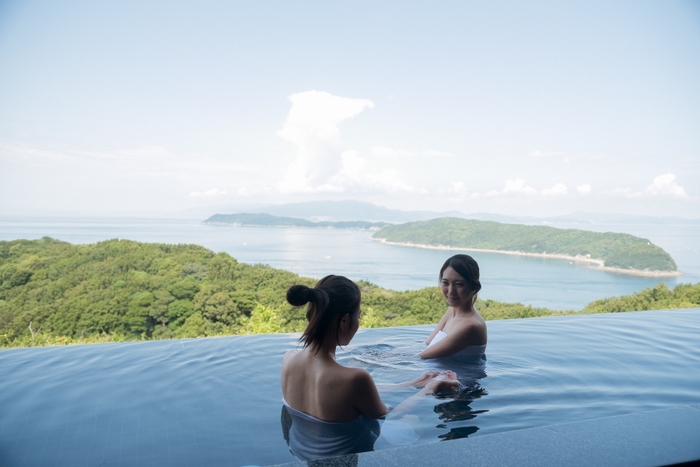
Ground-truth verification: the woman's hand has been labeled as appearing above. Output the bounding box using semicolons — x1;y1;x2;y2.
410;371;439;388
425;371;459;395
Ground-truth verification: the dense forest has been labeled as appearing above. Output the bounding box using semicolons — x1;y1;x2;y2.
1;238;697;349
204;213;387;230
373;218;677;272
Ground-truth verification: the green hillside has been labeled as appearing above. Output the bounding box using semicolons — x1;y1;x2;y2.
372;218;677;272
204;213;387;229
1;238;696;349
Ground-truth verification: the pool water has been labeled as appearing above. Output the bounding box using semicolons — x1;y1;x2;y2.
1;309;699;466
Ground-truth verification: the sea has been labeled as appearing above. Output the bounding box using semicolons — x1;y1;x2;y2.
1;217;699;310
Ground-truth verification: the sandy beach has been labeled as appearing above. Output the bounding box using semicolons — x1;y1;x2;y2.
372;238;683;278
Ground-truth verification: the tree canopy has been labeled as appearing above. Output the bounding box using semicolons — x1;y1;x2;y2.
373;218;677;271
1;238;696;348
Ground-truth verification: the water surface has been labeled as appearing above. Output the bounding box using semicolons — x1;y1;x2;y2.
1;309;698;466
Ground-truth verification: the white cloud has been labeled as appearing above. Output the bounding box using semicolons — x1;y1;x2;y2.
328;151;417;194
576;183;592;195
278;90;374;192
605;174;689;200
541;183;568;196
275;91;419;195
450;181;468;194
188;188;227;198
644;173;689;199
503;179;538;195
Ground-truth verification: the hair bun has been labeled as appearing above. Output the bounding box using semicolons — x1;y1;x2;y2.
287;285;314;307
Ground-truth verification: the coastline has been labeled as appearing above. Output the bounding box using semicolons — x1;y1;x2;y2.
372;238;683;278
202;222;383;231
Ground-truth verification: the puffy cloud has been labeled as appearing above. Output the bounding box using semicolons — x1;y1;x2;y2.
605;174;688;200
644;173;689;199
278;90;374;192
188;188;227;198
276;91;418;195
328;151;417;194
450;181;468;194
541;183;568;196
277;91;374;145
576;184;592;195
503;179;538;195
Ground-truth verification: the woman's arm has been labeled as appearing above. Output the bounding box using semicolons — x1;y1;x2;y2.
375;371;438;391
418;321;476;359
351;369;390;419
388;373;459;418
424;309;451;345
352;370;458;419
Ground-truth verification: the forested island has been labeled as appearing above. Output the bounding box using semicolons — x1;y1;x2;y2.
204;213;387;230
1;238;698;349
373;218;679;276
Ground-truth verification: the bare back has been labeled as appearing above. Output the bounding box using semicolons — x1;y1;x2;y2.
281;349;388;422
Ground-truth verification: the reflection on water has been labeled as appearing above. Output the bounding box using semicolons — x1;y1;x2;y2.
435;382;489;441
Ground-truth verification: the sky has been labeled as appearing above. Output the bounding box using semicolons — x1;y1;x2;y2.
0;1;698;218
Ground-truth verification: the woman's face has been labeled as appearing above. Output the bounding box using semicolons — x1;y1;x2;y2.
441;266;473;310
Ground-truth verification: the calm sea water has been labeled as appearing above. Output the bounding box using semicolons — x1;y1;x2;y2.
1;217;698;310
1;309;698;466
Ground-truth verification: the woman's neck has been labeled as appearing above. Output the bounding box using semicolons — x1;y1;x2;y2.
454;304;475;317
310;341;339;359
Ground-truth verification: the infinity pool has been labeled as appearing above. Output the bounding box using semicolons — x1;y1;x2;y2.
1;308;699;466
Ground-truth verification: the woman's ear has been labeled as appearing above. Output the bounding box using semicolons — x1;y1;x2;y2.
339;313;350;330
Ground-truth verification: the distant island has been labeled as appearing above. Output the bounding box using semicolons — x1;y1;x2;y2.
372;218;680;277
203;213;388;230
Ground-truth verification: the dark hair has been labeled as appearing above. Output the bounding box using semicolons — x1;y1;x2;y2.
286;275;361;351
439;254;482;305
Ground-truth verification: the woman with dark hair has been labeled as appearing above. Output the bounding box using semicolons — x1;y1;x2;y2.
281;275;457;460
418;254;487;359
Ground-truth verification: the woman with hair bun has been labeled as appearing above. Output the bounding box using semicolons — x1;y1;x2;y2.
418;254;487;359
281;275;457;460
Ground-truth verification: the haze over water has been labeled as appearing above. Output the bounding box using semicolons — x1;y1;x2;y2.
2;217;698;311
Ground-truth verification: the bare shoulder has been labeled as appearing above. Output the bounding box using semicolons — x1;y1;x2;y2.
282;349;300;364
282;349;303;374
341;366;369;387
454;312;487;342
346;367;388;418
